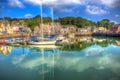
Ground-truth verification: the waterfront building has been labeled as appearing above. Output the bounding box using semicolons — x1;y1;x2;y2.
33;22;61;36
98;27;107;33
76;27;92;35
110;24;120;33
60;25;76;35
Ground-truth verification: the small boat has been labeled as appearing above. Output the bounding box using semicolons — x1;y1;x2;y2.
55;35;69;46
6;42;20;46
5;39;20;46
0;42;5;45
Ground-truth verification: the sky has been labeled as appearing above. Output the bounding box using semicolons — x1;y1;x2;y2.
0;0;120;23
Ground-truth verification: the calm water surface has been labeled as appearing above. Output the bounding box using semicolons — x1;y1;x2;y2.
0;37;120;80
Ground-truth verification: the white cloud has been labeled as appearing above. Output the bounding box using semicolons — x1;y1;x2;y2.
8;0;24;8
86;5;108;15
23;0;40;5
84;46;104;56
56;7;73;13
10;44;120;75
12;55;26;64
115;14;120;17
111;20;118;24
100;0;120;7
23;0;81;6
22;0;120;8
82;0;120;8
19;56;55;69
24;13;33;18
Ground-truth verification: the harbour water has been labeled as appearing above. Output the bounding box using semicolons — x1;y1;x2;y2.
0;37;120;80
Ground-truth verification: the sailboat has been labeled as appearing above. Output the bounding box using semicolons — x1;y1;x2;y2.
28;0;56;45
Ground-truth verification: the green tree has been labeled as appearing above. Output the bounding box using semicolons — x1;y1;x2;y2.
97;19;114;29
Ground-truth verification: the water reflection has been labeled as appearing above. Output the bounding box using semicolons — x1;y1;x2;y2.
0;37;120;80
61;37;120;51
0;45;13;55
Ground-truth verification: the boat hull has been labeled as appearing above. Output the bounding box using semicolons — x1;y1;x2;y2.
0;42;5;45
28;40;56;45
28;45;58;49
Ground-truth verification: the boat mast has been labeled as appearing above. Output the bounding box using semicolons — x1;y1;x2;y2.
40;0;43;39
51;7;54;35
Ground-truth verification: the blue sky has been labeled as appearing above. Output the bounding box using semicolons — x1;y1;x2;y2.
0;0;120;23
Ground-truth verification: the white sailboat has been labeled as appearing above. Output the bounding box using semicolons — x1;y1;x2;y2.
28;40;56;45
28;44;58;48
28;0;56;45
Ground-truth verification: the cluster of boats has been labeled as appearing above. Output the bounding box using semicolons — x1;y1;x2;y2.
0;35;69;47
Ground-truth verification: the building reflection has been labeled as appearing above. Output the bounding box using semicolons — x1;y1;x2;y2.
61;37;119;51
0;45;13;55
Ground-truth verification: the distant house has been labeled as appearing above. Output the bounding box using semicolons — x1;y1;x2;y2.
33;22;61;36
0;22;4;32
3;20;10;27
77;27;92;34
77;28;87;33
60;25;77;35
60;27;68;35
92;27;99;33
0;21;11;34
0;22;4;27
110;24;120;33
68;25;77;33
98;27;107;33
12;26;20;33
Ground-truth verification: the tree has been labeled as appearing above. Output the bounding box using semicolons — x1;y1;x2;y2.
57;16;96;28
97;19;114;29
26;19;39;31
4;17;11;21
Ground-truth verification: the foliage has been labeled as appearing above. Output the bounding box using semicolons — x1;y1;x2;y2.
97;19;115;29
96;40;111;47
60;42;94;51
2;16;115;29
58;16;97;28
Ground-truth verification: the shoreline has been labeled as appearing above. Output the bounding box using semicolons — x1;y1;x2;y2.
0;33;120;39
0;34;30;39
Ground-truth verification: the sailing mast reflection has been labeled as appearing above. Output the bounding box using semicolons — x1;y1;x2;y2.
41;48;44;80
41;48;55;80
28;45;57;80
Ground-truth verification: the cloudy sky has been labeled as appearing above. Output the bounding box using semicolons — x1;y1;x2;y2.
0;0;120;23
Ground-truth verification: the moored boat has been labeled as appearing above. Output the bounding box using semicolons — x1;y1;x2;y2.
28;44;58;49
28;40;56;45
0;42;5;45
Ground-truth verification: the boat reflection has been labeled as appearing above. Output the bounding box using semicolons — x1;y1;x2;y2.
0;37;120;55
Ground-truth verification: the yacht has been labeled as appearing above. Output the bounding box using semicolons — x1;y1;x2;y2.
28;1;56;45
